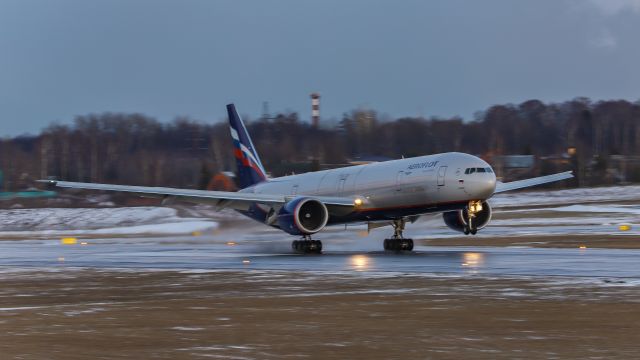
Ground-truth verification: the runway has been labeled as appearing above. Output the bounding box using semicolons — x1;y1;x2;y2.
2;234;639;281
2;218;640;358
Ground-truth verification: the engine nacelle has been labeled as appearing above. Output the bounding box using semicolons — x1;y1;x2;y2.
443;201;492;233
277;197;329;235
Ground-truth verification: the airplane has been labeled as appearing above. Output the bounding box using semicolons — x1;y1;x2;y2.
40;104;573;253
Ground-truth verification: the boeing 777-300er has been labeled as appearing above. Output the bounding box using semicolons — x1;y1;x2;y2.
41;104;573;253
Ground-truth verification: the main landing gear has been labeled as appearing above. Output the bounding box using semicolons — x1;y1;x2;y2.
292;235;322;254
383;218;414;251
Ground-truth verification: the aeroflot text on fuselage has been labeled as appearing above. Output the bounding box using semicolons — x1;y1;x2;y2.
407;161;439;170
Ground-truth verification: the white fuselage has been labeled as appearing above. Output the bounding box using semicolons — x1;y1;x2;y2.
243;152;497;221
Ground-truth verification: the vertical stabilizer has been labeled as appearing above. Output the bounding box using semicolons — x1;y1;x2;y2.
227;104;267;189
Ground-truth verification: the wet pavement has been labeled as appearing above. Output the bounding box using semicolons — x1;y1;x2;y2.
1;234;639;280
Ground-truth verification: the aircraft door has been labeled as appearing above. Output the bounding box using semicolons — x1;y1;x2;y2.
317;172;339;195
337;177;346;193
334;173;355;196
437;166;447;186
396;171;405;192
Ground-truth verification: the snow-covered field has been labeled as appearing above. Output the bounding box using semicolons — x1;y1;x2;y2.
490;185;640;208
0;207;218;237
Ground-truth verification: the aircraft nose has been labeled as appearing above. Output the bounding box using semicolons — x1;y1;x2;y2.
470;173;496;199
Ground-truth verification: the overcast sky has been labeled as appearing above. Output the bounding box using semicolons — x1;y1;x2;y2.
1;0;639;136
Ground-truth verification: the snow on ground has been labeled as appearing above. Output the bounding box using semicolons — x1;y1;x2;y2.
547;204;640;215
490;185;640;208
492;204;640;227
0;207;217;237
489;217;626;227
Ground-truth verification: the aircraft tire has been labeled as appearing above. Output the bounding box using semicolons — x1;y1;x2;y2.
384;238;414;251
293;240;322;254
406;239;414;251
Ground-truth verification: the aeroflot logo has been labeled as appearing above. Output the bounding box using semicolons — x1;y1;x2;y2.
407;161;439;170
229;126;267;179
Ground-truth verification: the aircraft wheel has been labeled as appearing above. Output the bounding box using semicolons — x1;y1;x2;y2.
384;238;414;252
308;240;317;252
463;226;470;235
406;239;414;251
293;240;322;254
470;228;477;235
400;239;414;251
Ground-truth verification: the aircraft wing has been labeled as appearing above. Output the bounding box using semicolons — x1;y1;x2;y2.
37;180;356;212
494;171;573;194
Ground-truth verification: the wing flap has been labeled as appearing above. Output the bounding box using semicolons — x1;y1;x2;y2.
494;171;573;193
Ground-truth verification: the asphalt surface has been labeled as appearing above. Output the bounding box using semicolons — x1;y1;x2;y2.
1;234;639;280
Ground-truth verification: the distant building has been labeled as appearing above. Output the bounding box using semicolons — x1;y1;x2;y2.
492;155;536;182
496;155;535;169
206;172;238;192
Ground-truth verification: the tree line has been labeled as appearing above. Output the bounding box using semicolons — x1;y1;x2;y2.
1;97;639;192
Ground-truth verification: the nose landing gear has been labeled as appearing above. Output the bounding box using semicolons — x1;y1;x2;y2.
383;218;414;251
464;200;482;235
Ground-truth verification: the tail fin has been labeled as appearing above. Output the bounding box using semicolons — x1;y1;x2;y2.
227;104;268;189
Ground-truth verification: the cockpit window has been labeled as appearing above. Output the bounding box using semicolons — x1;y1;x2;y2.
465;167;494;174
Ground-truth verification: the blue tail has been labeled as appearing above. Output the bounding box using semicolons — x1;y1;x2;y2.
227;104;268;189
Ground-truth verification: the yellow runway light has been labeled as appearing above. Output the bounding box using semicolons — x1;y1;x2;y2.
619;224;632;232
242;259;251;264
80;242;88;246
226;241;237;246
191;231;202;237
579;245;587;249
60;237;77;245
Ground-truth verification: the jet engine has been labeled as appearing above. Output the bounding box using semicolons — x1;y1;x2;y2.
443;201;492;234
277;197;329;235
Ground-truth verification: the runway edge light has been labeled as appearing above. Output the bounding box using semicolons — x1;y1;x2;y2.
61;237;78;245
